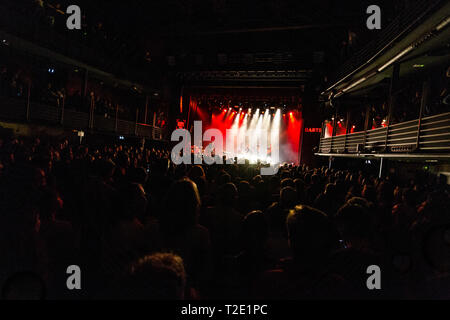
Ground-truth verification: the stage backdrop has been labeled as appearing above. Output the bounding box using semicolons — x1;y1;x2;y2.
188;97;303;164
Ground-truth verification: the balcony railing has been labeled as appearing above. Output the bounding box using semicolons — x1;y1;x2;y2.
318;112;450;155
0;97;162;140
326;0;445;90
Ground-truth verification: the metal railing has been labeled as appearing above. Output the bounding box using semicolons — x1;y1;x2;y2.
0;97;162;140
326;0;444;90
318;112;450;155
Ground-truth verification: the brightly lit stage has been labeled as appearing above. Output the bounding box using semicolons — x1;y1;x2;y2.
186;101;303;165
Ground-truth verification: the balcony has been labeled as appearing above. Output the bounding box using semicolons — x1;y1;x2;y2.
0;97;162;140
317;112;450;160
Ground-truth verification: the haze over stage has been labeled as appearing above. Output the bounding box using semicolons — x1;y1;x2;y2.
187;98;303;165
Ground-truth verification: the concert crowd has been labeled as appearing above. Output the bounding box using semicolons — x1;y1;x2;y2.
0;135;449;299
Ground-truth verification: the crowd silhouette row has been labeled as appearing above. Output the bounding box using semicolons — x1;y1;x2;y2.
0;135;449;299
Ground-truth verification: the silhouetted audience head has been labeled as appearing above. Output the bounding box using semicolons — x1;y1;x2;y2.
116;151;130;169
38;188;61;222
402;188;418;207
251;175;263;186
324;183;336;196
120;183;148;222
281;178;295;188
95;159;116;180
376;181;394;205
218;172;232;186
2;272;46;300
128;167;147;185
362;184;376;203
241;210;268;253
218;182;238;207
336;202;372;249
422;223;450;273
162;178;201;232
126;253;186;299
287;205;337;263
280;186;297;208
237;180;251;198
188;165;205;180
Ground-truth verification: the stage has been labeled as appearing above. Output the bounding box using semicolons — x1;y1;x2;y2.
180;90;304;165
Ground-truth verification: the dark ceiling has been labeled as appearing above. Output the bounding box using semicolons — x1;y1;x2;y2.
1;0;407;87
